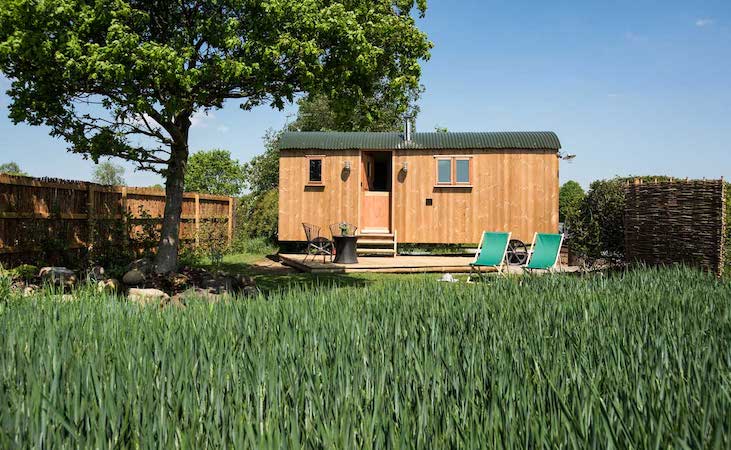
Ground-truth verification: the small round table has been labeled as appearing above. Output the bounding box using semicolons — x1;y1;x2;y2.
333;235;359;264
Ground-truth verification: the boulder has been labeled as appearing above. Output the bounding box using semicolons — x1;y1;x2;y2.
128;288;169;306
168;273;190;290
236;274;256;287
22;284;39;297
127;258;153;274
202;276;236;294
122;269;146;286
97;278;121;294
38;267;76;287
173;288;222;305
87;266;106;282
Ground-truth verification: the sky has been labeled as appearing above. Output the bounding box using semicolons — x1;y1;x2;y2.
1;0;730;188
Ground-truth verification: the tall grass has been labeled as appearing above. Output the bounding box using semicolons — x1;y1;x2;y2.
0;267;729;448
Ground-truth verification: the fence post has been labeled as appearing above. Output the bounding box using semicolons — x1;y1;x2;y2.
87;183;95;247
227;197;234;246
121;186;129;247
195;193;200;247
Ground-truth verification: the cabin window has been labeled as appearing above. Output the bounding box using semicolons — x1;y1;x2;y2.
435;156;472;186
437;159;452;183
308;157;323;184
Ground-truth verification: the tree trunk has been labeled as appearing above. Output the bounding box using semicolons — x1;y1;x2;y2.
155;118;191;273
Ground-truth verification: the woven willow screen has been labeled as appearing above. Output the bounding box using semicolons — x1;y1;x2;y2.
624;179;726;276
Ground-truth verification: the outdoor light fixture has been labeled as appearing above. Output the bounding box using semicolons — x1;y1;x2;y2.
344;161;351;171
559;152;576;161
401;162;409;173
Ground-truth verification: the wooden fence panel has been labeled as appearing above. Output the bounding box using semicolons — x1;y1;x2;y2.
624;179;726;276
0;174;234;266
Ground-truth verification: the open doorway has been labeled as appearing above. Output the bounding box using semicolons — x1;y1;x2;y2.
361;151;392;232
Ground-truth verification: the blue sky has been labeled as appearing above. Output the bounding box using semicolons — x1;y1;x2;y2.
1;0;729;188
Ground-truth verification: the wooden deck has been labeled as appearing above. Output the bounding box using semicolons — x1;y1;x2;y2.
279;254;487;273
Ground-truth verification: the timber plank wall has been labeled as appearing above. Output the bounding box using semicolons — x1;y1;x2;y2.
624;179;726;276
0;174;234;266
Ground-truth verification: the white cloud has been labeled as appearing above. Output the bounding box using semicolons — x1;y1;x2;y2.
695;18;714;27
190;110;216;128
128;113;159;128
216;125;230;133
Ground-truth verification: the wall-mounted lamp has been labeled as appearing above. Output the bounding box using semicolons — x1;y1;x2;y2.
559;152;576;161
343;160;351;171
401;162;409;173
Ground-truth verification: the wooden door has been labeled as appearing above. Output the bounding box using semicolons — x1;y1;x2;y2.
360;152;391;232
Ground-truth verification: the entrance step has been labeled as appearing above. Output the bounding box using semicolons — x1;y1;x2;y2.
356;230;397;257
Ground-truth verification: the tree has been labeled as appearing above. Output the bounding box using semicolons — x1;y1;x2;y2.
92;161;126;186
288;84;422;132
0;0;431;273
434;125;448;133
243;130;281;195
558;180;584;223
185;149;245;196
0;161;27;176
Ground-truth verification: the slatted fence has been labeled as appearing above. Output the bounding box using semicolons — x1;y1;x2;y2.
0;174;234;266
624;179;726;276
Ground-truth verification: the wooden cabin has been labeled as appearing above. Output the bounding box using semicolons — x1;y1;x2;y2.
278;129;561;253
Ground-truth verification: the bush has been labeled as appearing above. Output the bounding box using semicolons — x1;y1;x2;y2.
558;180;584;223
236;188;278;243
232;236;277;255
10;264;38;282
567;178;626;265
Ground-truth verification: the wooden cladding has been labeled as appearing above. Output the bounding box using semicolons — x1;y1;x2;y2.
279;148;559;244
0;174;234;262
624;179;726;276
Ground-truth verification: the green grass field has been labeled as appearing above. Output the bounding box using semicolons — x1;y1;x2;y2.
0;267;729;448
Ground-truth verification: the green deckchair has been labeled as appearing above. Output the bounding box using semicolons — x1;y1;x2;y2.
469;231;511;281
524;233;564;273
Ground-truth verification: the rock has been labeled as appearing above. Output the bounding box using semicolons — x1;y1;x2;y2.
122;269;146;286
22;284;39;297
97;278;121;294
174;288;223;304
39;267;76;287
87;265;106;282
202;276;236;294
168;273;190;290
127;258;153;274
127;288;169;306
236;274;256;287
242;286;258;297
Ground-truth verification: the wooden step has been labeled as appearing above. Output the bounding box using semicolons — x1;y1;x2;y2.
357;248;396;255
358;233;393;238
357;238;396;246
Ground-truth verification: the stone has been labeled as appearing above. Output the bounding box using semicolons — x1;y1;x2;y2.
87;265;106;282
127;258;153;274
97;278;121;294
174;288;222;304
39;267;77;287
22;284;39;297
202;276;236;294
122;269;146;286
236;274;256;287
128;288;169;306
169;273;190;290
242;286;258;297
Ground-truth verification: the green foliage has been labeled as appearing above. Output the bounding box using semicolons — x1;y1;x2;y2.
567;178;626;265
725;182;731;276
185;149;246;196
243;130;281;196
434;125;448;133
0;161;27;176
231;236;278;256
92;161;126;186
9;264;38;282
237;189;279;242
288;85;422;132
559;180;585;223
0;267;729;446
0;0;431;271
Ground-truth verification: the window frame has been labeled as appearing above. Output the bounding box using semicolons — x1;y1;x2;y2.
434;155;473;187
305;155;326;186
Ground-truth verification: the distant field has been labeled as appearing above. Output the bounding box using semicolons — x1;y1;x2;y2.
0;268;729;448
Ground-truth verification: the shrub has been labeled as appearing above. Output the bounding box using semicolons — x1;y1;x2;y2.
567;178;626;265
236;188;278;243
10;264;38;282
558;180;584;223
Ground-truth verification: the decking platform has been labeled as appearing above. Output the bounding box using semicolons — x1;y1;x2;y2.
280;254;501;274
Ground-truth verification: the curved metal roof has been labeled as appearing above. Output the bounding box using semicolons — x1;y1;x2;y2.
279;131;561;151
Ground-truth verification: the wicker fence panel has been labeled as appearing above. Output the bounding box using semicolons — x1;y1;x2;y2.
624;179;726;276
0;174;234;266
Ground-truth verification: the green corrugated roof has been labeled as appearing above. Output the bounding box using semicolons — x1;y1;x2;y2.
279;131;561;151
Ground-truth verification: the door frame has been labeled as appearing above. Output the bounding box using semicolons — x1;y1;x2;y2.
358;149;394;233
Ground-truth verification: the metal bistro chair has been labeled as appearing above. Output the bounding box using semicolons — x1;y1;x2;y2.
302;223;334;263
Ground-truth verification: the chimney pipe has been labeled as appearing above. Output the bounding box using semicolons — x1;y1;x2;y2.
404;116;413;142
